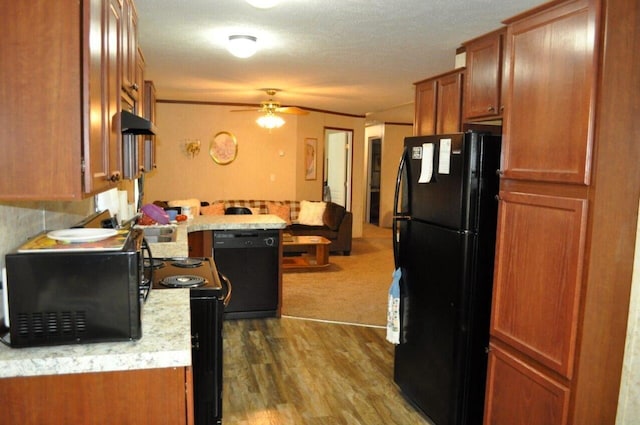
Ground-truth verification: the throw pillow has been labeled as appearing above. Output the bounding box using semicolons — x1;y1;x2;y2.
267;202;291;225
200;202;225;215
323;202;346;231
297;200;326;226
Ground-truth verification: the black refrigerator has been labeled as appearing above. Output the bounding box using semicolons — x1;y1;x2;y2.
392;132;501;425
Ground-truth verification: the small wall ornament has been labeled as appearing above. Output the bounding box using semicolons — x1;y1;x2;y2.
209;131;238;165
183;139;201;158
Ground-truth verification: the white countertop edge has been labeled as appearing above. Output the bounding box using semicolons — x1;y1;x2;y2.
0;349;191;378
0;290;193;378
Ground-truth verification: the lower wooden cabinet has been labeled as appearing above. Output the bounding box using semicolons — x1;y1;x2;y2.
0;367;194;425
491;191;588;378
484;345;570;425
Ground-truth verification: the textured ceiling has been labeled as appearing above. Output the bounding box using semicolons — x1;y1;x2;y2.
135;0;542;123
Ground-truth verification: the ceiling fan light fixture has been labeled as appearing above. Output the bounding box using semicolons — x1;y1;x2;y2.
257;113;285;129
246;0;279;9
227;35;258;58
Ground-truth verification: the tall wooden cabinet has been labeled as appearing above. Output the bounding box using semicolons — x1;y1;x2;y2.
484;0;640;424
413;69;464;136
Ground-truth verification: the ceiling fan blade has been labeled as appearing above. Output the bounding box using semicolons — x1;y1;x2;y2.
230;108;262;112
275;106;309;115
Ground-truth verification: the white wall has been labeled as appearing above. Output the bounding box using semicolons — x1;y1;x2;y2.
616;199;640;424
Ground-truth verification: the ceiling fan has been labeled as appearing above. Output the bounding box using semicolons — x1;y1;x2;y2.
232;89;309;116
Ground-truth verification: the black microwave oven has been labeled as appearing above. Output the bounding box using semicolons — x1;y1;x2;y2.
1;229;149;348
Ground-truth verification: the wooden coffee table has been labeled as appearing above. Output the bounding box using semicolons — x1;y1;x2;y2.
282;235;331;270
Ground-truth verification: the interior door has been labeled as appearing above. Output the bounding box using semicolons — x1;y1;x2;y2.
324;128;352;209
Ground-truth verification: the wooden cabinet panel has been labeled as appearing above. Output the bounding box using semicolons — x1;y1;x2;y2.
85;0;111;192
106;0;123;183
414;69;463;136
501;0;597;184
414;79;437;135
143;79;157;172
0;367;193;425
463;28;505;120
484;345;570;425
436;71;463;134
121;0;140;100
491;191;587;377
0;0;124;200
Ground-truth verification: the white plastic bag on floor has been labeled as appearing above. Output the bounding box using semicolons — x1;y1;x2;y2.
386;268;401;344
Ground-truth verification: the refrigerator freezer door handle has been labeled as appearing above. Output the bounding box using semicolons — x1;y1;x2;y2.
393;147;409;268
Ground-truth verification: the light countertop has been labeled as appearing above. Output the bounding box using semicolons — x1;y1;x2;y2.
147;214;286;258
0;289;192;378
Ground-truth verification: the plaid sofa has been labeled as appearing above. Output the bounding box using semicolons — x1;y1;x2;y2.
208;200;352;255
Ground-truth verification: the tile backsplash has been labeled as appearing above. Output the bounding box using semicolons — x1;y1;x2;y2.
0;199;94;272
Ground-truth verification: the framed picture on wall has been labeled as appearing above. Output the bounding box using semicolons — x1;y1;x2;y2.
305;138;317;180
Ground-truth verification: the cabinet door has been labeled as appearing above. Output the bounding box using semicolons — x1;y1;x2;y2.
484;345;570;425
143;80;157;172
106;0;123;183
501;0;597;184
85;0;119;193
414;79;437;135
463;29;504;120
436;71;463;134
135;48;146;173
491;191;587;378
121;0;139;100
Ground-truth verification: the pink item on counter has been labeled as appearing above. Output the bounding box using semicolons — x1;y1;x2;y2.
141;204;170;225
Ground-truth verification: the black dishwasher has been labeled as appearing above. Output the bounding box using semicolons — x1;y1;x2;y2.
212;230;280;319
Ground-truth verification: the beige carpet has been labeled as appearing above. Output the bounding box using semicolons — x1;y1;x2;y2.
281;224;394;327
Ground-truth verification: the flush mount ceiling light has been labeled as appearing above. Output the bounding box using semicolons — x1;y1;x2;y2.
246;0;279;9
256;112;285;129
227;35;257;58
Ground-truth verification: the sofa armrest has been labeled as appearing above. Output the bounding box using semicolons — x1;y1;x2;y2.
334;211;353;255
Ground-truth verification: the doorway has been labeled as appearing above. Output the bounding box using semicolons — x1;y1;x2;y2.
323;128;352;209
367;137;381;224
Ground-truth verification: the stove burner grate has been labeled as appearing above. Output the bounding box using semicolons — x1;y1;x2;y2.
171;258;203;268
144;259;165;269
160;274;207;288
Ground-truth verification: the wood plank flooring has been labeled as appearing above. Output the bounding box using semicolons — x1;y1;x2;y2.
223;317;433;425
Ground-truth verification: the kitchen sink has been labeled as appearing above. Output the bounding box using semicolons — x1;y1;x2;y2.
139;226;177;243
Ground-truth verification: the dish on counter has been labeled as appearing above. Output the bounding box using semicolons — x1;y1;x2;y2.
47;228;118;243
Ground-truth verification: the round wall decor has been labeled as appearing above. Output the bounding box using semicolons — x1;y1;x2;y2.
209;131;238;165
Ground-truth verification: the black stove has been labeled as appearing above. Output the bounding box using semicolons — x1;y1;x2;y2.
147;257;223;291
148;257;228;425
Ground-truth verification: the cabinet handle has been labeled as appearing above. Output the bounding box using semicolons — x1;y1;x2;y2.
500;105;505;112
495;169;504;176
131;83;139;92
488;105;496;112
109;172;121;182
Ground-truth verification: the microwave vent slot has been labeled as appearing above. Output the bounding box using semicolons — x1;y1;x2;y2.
16;311;87;339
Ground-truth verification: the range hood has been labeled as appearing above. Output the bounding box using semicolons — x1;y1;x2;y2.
120;110;157;135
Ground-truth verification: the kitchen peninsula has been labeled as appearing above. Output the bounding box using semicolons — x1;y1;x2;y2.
0;290;194;424
147;214;287;258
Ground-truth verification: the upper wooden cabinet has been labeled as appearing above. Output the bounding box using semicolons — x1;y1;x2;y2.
414;69;464;136
0;0;122;200
0;0;147;200
122;0;140;100
462;28;506;121
143;80;158;172
501;0;597;185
